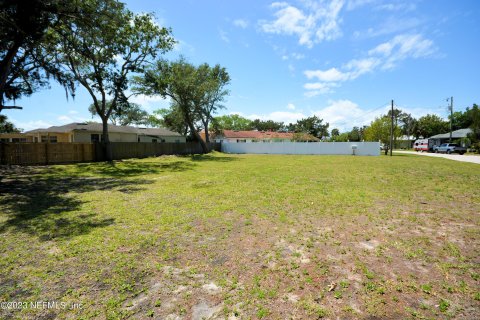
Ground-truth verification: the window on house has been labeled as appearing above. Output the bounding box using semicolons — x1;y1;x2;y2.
41;135;48;142
49;136;57;143
236;139;246;143
0;138;9;142
152;139;157;143
91;134;100;142
12;138;27;143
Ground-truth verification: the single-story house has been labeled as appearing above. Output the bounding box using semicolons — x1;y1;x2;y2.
396;135;416;149
209;130;319;143
429;128;472;147
23;122;186;143
0;133;34;143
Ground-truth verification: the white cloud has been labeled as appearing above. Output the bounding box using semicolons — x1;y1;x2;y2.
58;115;73;122
375;3;416;12
303;82;339;96
219;29;230;43
286;103;296;110
344;57;380;78
353;17;423;39
369;34;436;70
346;0;376;11
129;94;170;112
173;39;195;54
13;120;55;132
233;19;249;28
312;99;377;130
246;111;306;124
291;52;305;60
281;52;305;60
303;33;436;96
304;67;349;81
259;0;344;48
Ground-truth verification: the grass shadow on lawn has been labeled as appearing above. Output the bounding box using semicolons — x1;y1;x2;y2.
72;159;197;178
187;153;240;162
0;166;156;240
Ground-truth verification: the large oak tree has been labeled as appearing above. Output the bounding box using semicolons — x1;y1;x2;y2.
135;58;230;153
50;0;174;160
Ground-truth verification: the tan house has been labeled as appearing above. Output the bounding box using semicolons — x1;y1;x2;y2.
23;122;186;143
0;133;34;143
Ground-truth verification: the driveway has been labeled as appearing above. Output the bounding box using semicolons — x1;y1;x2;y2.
394;151;480;164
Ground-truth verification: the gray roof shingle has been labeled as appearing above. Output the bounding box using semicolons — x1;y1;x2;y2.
429;128;472;139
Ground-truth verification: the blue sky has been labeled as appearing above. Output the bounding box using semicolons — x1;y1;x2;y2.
6;0;480;132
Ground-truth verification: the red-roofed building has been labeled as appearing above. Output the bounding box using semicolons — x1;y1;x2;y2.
204;130;319;143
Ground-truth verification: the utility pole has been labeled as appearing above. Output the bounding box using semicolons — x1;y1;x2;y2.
390;99;394;157
449;96;453;143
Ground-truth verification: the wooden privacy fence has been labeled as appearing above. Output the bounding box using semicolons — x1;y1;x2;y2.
0;143;94;165
0;142;221;165
95;142;221;161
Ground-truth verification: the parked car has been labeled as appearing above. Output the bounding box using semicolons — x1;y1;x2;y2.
435;143;466;155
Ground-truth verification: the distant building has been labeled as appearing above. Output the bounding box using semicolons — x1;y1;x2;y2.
0;133;33;143
429;128;472;147
207;130;319;143
19;122;186;143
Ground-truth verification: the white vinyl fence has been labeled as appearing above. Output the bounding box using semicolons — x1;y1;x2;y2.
222;141;380;156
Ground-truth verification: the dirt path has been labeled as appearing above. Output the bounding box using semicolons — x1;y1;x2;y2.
395;150;480;164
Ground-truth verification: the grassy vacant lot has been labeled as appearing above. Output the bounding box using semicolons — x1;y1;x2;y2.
0;152;479;319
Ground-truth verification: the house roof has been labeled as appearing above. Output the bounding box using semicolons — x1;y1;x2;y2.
25;122;183;137
217;130;319;141
429;128;472;139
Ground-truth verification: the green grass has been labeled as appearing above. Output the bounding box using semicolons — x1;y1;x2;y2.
0;152;479;319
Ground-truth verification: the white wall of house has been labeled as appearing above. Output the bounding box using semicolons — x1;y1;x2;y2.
222;141;380;156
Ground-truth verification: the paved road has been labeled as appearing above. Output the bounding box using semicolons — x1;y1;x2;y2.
394;151;480;164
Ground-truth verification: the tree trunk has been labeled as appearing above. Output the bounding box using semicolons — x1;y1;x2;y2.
203;119;210;143
101;117;113;161
192;126;209;153
182;106;209;153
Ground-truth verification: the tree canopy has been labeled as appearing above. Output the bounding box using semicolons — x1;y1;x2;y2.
364;115;401;146
211;114;252;132
0;0;80;111
289;115;329;139
250;119;284;131
416;114;448;138
0;115;20;133
50;0;174;159
88;100;149;126
135;58;230;152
